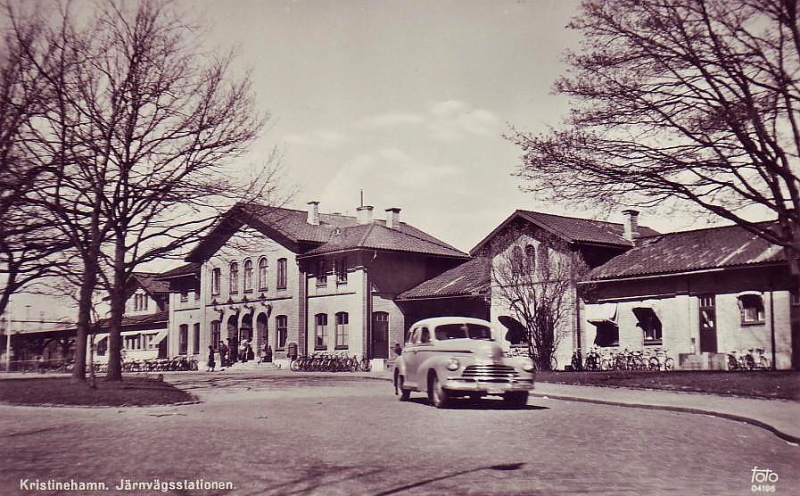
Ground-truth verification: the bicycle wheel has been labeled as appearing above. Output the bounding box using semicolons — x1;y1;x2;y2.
664;357;675;371
648;357;660;371
758;356;770;370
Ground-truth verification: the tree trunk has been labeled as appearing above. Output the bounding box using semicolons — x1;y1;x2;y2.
70;264;97;383
105;237;126;382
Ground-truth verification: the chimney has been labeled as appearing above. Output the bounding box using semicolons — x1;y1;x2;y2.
622;209;640;241
356;205;374;225
385;207;401;229
307;201;320;225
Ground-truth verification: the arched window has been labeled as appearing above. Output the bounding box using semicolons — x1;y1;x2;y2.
243;259;253;292
211;267;221;296
738;292;765;324
258;258;268;291
230;262;239;294
335;312;349;348
511;246;523;276
314;313;327;349
525;244;536;273
538;244;550;276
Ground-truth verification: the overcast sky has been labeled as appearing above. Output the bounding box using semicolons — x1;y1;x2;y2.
7;0;744;322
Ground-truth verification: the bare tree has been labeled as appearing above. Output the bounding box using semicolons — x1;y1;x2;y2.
0;2;73;318
5;0;276;382
491;231;589;371
510;0;800;283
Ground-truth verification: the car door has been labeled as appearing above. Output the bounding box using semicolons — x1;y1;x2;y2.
403;327;423;389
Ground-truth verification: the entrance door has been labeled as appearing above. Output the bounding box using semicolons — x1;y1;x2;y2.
372;312;389;359
699;295;717;353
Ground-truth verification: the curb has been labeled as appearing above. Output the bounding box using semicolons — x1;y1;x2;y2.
531;393;800;445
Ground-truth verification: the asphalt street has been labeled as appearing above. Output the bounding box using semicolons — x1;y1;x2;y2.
1;373;798;496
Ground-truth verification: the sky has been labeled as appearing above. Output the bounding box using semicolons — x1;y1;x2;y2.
4;0;744;323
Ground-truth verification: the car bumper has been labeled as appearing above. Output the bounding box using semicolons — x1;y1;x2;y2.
443;376;534;394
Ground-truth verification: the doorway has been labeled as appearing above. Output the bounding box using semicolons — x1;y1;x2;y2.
372;312;389;359
699;295;717;353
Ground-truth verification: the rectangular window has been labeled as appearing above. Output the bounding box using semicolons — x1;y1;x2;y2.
335;312;348;348
316;260;327;287
336;258;348;284
314;314;327;349
194;283;201;301
211;321;221;350
192;323;200;354
277;258;287;290
179;324;188;355
276;316;288;349
211;268;221;296
633;307;662;344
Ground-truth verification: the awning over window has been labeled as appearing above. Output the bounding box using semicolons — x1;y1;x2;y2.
153;329;168;344
632;305;659;322
94;334;108;344
586;303;618;325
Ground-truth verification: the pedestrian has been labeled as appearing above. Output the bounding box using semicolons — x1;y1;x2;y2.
228;337;238;364
265;344;273;363
393;343;403;357
240;340;248;363
206;345;216;372
219;341;229;368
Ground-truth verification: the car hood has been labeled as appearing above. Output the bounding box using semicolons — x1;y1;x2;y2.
437;339;505;360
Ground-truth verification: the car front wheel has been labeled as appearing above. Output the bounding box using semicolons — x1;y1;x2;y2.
429;373;450;408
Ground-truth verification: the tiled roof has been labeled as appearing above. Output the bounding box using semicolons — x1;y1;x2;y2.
587;222;784;280
96;310;168;330
232;203;467;259
157;262;202;280
132;273;170;294
301;222;468;258
471;210;660;255
397;257;490;300
517;210;660;246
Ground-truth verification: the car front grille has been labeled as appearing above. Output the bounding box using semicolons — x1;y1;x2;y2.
462;364;517;379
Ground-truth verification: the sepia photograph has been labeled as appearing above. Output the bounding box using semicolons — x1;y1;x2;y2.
0;0;799;495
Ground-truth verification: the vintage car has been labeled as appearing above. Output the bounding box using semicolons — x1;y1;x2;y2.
393;317;535;408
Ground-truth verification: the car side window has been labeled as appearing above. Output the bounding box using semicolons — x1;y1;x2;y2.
408;328;419;345
420;327;431;344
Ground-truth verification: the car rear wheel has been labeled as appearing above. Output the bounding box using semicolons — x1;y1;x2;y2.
429;373;450;408
503;391;529;407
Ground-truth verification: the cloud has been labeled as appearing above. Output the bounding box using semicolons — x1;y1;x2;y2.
355;113;425;129
356;100;500;141
318;147;458;212
282;130;348;148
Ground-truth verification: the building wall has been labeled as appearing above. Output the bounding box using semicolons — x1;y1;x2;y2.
584;265;794;369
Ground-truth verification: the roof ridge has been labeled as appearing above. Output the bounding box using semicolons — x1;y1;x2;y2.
638;220;775;238
376;222;467;254
519;209;625;228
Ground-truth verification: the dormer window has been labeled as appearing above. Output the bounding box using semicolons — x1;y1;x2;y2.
336;258;348;284
317;260;328;287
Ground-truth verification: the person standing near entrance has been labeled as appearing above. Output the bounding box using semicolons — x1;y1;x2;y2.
219;341;229;368
206;345;216;372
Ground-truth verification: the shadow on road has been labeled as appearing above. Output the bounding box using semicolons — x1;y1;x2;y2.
403;397;549;411
373;462;528;496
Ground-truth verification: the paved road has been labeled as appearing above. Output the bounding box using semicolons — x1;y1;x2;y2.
1;374;798;496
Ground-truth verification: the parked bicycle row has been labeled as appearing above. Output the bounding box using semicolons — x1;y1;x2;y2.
727;348;771;371
572;347;675;372
289;352;371;372
91;356;199;374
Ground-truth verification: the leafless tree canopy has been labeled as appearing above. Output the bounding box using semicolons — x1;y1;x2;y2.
2;0;279;381
491;230;589;370
510;0;800;271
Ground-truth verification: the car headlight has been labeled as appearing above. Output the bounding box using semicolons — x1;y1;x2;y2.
521;358;535;372
446;358;460;371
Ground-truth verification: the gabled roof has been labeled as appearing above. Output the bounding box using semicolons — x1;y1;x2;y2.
300;222;468;259
131;273;170;295
187;203;467;261
397;257;490;300
586;222;784;280
96;310;169;330
470;210;660;255
157;262;202;280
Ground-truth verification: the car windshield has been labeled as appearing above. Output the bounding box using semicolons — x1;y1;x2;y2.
434;323;493;341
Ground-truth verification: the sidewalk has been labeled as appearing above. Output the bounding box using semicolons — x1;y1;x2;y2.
359;370;800;444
